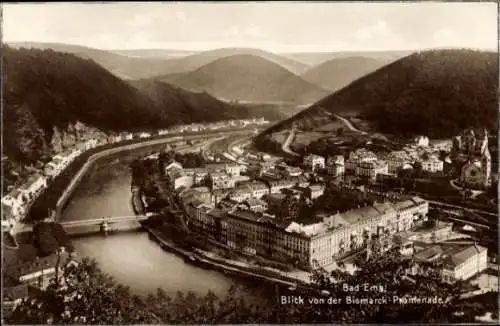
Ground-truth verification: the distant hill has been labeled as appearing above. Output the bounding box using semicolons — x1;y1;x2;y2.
161;48;311;75
3;46;253;164
110;49;198;59
264;49;498;138
9;43;310;78
301;56;392;91
153;54;329;104
8;42;175;80
281;50;414;66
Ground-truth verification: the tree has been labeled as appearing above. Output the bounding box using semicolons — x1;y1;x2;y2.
336;128;345;137
6;258;273;325
33;222;60;257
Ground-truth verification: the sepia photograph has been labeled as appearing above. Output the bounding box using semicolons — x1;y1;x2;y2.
1;1;499;324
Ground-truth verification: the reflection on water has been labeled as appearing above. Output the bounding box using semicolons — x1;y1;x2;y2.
72;232;238;297
61;159;270;301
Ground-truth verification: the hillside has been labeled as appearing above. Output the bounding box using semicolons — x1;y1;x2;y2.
264;49;498;138
301;56;392;91
154;54;329;104
3;46;252;164
163;47;311;75
110;49;198;59
8;42;174;80
281;50;413;66
9;43;310;79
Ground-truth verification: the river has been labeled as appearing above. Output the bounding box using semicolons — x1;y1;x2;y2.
60;155;272;301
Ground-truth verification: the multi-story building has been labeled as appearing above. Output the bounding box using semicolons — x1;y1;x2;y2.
209;171;234;190
355;160;388;182
420;157;444;173
345;149;377;172
229;186;253;203
186;195;429;271
268;178;296;194
413;243;488;283
303;154;325;172
327;163;345;177
246;181;270;198
386;151;411;174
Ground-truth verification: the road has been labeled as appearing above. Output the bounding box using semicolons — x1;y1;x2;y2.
333;114;368;135
282;129;299;156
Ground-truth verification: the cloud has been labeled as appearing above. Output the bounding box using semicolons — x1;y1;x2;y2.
355;20;400;42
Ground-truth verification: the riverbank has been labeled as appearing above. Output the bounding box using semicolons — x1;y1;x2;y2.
143;225;312;289
25;127;260;224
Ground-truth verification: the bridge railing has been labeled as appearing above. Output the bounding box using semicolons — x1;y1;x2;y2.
60;215;148;227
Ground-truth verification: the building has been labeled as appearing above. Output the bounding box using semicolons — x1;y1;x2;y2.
345;149;377;172
386;151;411;174
413;243;488;282
327;162;345;177
327;155;345;167
244;198;268;213
211;189;231;205
442;245;488;282
420;157;444;173
452;128;491;189
4;251;72;289
229;186;253;203
209;171;234;190
185;196;429;271
21;174;47;200
308;184;325;199
303;154;325;172
268;178;296;194
1;190;25;220
414;136;430;147
355;160;388;182
246;181;270;198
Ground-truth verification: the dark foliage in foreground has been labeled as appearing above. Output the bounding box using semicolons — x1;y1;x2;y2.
7;247;493;324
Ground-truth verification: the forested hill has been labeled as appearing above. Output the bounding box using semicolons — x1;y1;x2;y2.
264;49;498;138
3;46;252;163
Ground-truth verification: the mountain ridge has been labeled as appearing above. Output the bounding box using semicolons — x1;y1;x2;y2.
153;54;329;104
264;49;498;138
3;46;254;164
301;56;393;91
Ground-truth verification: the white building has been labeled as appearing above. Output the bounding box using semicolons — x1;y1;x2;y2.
2;189;26;220
83;139;99;150
355;160;388;181
420;157;444;173
21;174;47;199
139;132;151;139
442;245;488;282
303;154;325;172
414;136;430;147
414;244;488;283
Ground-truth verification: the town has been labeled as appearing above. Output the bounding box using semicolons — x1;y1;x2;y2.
131;126;497;292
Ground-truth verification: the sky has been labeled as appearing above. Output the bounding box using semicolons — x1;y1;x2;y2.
2;2;498;53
